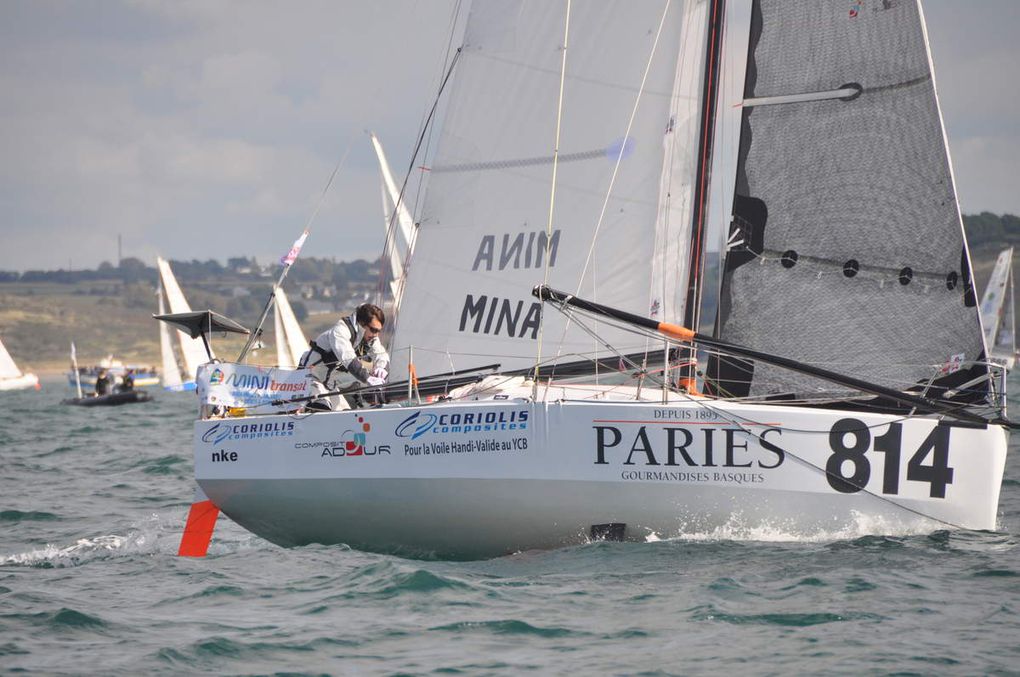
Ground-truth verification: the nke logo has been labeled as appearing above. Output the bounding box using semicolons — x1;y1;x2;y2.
593;425;786;468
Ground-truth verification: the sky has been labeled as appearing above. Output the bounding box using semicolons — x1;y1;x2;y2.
0;0;1017;272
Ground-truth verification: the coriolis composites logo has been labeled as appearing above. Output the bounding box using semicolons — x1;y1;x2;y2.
395;409;529;440
201;421;295;445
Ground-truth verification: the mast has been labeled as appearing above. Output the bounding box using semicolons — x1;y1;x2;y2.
679;0;726;389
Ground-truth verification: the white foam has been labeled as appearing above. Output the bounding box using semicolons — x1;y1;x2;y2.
0;510;265;567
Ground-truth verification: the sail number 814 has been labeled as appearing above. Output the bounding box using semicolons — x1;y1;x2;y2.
826;419;953;498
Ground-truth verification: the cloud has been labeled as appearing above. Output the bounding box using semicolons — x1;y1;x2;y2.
0;0;1016;272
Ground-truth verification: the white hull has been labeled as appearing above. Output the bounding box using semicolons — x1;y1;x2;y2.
194;397;1008;558
0;373;39;391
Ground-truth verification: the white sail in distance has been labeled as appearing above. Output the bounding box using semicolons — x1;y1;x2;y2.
980;247;1013;347
156;257;212;382
379;161;405;307
0;334;38;390
980;247;1015;367
391;1;708;376
157;283;184;390
371;132;414;312
0;335;24;380
273;287;307;369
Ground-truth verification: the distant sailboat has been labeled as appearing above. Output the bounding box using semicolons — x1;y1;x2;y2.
272;287;307;368
156;257;210;390
980;247;1016;370
0;334;39;391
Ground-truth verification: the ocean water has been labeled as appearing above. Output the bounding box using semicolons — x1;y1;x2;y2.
1;377;1018;675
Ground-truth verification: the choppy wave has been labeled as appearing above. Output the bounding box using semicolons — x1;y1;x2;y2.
0;383;1018;674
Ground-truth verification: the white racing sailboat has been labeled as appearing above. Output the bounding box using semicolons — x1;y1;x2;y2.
980;247;1016;370
180;0;1012;559
0;334;38;391
156;257;210;391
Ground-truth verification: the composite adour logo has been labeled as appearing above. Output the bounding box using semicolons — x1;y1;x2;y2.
201;421;296;444
395;409;528;439
209;368;224;385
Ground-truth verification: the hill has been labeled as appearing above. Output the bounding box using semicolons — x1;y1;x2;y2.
1;213;1018;375
0;257;383;373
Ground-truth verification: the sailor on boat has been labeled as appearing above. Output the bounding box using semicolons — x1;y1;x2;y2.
118;369;135;392
93;369;113;397
298;303;389;409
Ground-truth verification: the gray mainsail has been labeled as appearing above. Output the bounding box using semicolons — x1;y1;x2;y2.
710;0;988;404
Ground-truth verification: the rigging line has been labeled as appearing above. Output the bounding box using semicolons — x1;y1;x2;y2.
385;45;463;332
543;0;674;384
534;0;572;395
548;301;676;393
575;0;672;294
409;0;464;225
237;135;356;362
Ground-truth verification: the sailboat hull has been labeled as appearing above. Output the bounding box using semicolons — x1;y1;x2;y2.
194;398;1008;558
0;373;39;391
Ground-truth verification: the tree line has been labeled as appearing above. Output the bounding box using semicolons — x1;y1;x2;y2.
0;255;381;287
1;212;1016;285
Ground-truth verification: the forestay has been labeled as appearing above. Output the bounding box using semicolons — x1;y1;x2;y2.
391;0;709;376
712;0;988;403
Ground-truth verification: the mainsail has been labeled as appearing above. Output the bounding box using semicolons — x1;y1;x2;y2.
273;287;307;369
711;0;988;403
156;257;212;382
391;0;710;376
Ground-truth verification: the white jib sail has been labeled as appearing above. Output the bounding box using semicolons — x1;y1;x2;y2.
156;256;212;381
0;335;24;380
391;0;705;376
157;284;184;390
273;287;307;369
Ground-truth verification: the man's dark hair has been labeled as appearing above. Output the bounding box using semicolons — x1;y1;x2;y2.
356;303;385;327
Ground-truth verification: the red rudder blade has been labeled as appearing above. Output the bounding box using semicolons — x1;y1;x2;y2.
178;500;220;557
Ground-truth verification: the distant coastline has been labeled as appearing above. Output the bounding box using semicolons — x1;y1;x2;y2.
2;213;1018;376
